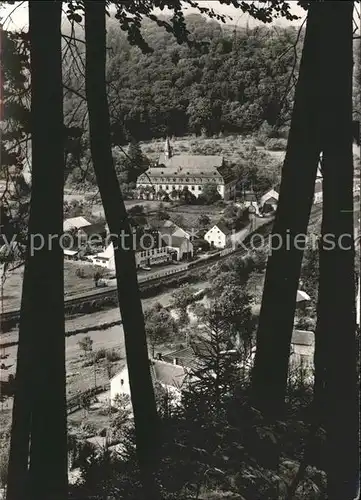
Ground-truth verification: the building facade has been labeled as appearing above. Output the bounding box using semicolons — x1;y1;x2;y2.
90;240;171;270
136;139;236;201
204;223;231;249
260;189;279;212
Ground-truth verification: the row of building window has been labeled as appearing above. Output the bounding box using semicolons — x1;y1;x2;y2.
142;177;222;183
139;247;166;258
159;185;203;192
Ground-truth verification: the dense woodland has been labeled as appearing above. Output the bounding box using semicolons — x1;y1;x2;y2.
64;15;301;145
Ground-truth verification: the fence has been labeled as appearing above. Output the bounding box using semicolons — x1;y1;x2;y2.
220;247;234;257
67;383;108;415
138;263;189;283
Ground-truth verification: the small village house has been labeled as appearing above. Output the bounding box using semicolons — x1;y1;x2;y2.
63;216;91;233
150;219;191;240
110;358;188;407
260;189;279;213
240;191;260;215
150;219;193;260
296;290;311;310
166;235;194;261
204;222;232;249
63;249;79;261
63;216;106;250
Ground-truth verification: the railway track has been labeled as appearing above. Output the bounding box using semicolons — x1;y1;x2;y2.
0;220;273;331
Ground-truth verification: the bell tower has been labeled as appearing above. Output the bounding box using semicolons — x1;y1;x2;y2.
164;137;172;161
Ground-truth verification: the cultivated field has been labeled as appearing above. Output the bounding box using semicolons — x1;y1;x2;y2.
1;260;108;312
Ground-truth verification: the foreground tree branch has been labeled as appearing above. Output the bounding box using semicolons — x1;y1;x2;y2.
7;2;67;500
84;3;161;499
316;3;359;498
251;2;324;418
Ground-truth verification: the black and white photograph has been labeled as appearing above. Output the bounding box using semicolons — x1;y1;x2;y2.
0;1;360;499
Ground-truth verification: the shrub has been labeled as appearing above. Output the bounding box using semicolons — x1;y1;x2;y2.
265;138;287;151
106;349;122;362
79;420;97;438
94;348;107;362
82;359;94;368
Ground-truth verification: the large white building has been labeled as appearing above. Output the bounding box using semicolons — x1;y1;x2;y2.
136;138;236;201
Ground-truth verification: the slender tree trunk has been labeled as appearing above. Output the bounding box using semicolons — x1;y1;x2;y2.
316;4;359;498
251;2;324;418
7;3;66;500
84;4;160;499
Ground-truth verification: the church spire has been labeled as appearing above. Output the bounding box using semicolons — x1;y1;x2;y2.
164;137;172;160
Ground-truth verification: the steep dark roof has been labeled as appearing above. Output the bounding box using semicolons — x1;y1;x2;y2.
167;235;191;249
81;222;106;236
151;360;187;388
158;154;223;170
149;219;178;236
162;341;212;369
214;221;232;235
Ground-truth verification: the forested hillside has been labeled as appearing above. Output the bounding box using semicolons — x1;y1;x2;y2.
64;15;302;145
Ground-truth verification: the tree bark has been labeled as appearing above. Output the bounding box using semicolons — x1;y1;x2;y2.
251;2;324;417
84;3;160;499
7;2;67;500
316;3;359;498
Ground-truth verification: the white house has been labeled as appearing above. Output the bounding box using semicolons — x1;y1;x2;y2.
204;222;231;249
296;290;311;309
149;220;193;261
166;236;194;261
89;242;115;270
136;138;236;201
110;359;188;407
260;189;279;212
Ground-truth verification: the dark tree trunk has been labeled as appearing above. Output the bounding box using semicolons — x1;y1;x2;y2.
84;3;160;499
316;3;359;498
251;2;324;417
7;2;67;500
